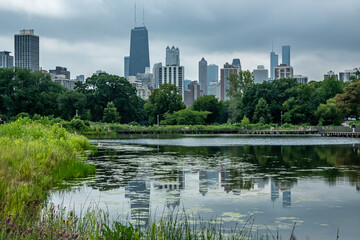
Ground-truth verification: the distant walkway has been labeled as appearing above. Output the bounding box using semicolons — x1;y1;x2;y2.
117;129;319;135
320;132;360;138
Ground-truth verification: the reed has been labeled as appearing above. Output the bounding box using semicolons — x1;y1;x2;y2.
0;118;96;220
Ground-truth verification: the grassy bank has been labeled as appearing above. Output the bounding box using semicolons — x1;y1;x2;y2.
83;122;309;138
0;118;96;219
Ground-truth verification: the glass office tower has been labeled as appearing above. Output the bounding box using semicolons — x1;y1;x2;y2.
129;26;150;76
282;45;290;66
270;51;278;80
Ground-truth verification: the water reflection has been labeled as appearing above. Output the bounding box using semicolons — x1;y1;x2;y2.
50;137;360;239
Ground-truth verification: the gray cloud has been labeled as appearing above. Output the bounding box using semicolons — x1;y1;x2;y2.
0;0;359;80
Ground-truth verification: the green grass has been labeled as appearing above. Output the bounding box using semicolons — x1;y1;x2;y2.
83;122;307;137
0;118;96;219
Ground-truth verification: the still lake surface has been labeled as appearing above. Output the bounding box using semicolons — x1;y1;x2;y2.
49;134;360;239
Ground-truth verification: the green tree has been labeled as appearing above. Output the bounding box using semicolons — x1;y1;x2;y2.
103;102;120;123
334;81;360;118
253;98;272;123
227;70;254;121
315;98;342;125
318;76;344;102
240;116;250;126
75;73;145;123
57;90;87;121
0;68;65;119
144;84;185;125
192;95;222;124
161;109;210;125
282;97;305;124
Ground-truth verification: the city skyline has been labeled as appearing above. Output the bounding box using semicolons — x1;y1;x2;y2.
0;0;359;81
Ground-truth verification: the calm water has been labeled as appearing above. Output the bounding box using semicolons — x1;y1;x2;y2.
49;135;360;239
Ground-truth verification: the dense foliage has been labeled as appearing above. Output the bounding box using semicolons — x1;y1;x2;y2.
0;118;95;218
144;83;186;124
1;68;359;126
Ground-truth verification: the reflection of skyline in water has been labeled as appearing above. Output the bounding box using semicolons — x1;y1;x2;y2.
50;138;360;239
88;141;360;224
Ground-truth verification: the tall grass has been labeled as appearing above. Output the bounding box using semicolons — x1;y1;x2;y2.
0;118;96;220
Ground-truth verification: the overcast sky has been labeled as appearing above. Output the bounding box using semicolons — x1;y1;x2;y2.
0;0;359;81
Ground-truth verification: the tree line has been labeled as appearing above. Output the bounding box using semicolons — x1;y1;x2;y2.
0;68;359;125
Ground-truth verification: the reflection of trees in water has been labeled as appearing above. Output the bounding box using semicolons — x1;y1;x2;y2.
162;144;360;191
88;143;360;194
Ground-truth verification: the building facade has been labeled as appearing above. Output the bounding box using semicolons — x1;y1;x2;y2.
339;68;359;81
76;75;85;83
293;75;308;84
199;58;208;95
166;46;180;66
129;26;150;76
124;56;130;79
0;51;13;69
324;70;338;80
270;51;278;80
14;29;39;71
232;58;242;71
208;81;221;100
253;65;268;84
184;81;201;107
220;62;240;101
49;66;70;79
282;45;290;66
152;62;162;89
274;64;294;80
207;64;218;86
158;65;184;99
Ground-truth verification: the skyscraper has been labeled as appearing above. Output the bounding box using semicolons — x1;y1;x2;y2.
232;58;242;71
124;56;130;79
282;45;290;66
0;51;13;69
207;64;218;83
166;46;180;66
199;58;207;95
270;51;278;80
14;29;39;71
129;26;150;76
152;62;162;89
158;65;184;98
220;62;240;101
253;65;268;83
158;46;184;99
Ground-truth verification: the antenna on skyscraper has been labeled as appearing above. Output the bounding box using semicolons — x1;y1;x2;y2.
134;2;137;26
142;4;145;26
272;41;274;52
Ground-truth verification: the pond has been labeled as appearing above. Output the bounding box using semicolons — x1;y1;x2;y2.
49;134;360;239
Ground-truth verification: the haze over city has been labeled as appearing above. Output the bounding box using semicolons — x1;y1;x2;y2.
0;0;359;80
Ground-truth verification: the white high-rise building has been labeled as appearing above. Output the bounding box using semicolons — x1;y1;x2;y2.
339;68;359;81
253;65;268;84
293;75;308;84
158;65;184;99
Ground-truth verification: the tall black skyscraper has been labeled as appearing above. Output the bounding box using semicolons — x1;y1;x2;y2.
129;26;150;76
